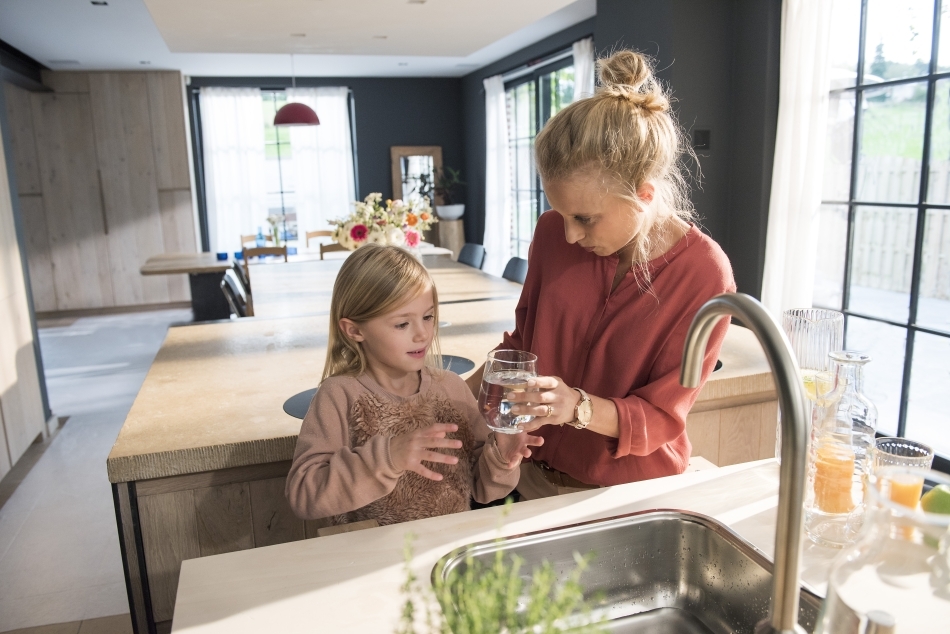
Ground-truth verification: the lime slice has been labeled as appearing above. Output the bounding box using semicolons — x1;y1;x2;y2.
921;484;950;515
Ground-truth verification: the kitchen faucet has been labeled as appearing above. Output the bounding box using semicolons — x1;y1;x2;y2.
681;293;810;634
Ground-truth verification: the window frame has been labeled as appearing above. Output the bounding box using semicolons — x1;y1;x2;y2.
820;0;950;469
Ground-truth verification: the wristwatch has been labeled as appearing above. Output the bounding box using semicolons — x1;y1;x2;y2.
568;388;593;430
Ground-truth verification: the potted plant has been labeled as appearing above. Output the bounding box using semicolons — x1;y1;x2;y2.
434;167;466;220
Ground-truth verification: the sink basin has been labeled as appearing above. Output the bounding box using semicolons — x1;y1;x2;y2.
434;510;822;633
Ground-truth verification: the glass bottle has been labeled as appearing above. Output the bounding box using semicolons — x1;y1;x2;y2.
804;351;876;547
816;466;950;632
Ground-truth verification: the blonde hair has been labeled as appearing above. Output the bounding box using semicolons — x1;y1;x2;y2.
535;50;696;270
323;244;442;381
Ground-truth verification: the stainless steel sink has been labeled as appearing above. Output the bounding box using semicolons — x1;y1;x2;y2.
434;510;822;633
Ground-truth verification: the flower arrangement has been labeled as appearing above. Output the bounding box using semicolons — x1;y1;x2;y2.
332;193;438;251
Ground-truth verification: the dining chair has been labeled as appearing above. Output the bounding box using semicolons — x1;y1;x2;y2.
220;270;249;318
305;230;334;248
241;246;288;300
320;243;349;260
240;234;273;247
501;257;528;284
458;243;486;270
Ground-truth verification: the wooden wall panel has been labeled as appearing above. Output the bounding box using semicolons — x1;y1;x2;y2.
158;189;195;301
147;72;191;190
194;482;254;557
250;477;305;547
16;195;56;312
89;72;170;306
40;71;90;94
3;83;42;195
139;490;199;623
31;92;114;310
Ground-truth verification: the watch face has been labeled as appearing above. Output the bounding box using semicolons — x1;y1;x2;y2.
578;398;593;423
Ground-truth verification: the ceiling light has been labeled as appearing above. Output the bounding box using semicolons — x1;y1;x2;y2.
373;35;388;39
398;62;408;66
274;54;320;127
291;33;306;37
408;0;427;3
49;60;80;65
91;1;108;5
140;61;151;65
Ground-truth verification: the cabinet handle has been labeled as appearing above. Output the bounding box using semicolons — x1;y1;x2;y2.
97;169;109;235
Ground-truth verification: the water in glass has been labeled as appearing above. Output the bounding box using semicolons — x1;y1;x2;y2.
477;350;537;434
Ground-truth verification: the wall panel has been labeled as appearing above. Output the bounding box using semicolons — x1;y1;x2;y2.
148;72;192;190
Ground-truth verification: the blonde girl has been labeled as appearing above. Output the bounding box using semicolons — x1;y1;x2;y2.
469;50;736;499
287;244;541;525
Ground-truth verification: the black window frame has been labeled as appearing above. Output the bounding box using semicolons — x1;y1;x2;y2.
819;0;950;471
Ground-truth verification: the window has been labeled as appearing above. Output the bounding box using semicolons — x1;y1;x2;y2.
817;0;950;459
261;91;298;242
505;60;575;258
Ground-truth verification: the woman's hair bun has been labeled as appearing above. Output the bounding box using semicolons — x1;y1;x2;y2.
596;50;668;113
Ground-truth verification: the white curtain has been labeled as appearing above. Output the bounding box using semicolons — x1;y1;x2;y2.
573;37;595;98
199;87;269;254
760;0;835;315
482;75;512;277
286;87;357;236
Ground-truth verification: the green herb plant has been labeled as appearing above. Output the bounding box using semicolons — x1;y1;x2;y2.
397;502;604;634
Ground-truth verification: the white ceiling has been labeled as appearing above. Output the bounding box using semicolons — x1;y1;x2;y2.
0;0;595;77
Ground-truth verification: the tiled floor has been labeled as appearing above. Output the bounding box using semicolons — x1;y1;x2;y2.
0;309;191;632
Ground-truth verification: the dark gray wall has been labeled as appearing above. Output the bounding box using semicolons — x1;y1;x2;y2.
191;76;464;201
460;18;597;247
460;0;780;298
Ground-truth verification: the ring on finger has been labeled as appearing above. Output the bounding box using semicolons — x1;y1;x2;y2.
545;404;554;417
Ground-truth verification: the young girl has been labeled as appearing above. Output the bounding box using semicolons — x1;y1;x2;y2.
286;244;541;525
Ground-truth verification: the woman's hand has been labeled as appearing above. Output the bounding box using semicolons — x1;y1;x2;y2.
389;423;462;481
506;376;580;431
493;432;544;468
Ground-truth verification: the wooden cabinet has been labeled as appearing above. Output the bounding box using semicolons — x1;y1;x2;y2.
3;71;197;314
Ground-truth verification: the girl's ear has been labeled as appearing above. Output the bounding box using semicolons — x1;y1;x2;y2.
339;318;364;342
636;182;655;204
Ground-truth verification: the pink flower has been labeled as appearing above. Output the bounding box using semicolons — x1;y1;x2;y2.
350;224;368;242
405;228;420;248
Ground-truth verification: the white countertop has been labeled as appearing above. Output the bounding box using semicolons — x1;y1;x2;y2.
171;460;841;633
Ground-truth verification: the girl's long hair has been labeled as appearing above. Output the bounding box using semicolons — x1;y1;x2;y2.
323;244;442;381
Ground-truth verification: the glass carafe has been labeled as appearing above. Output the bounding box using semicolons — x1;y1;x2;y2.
816;467;950;632
804;351;876;547
778;308;844;461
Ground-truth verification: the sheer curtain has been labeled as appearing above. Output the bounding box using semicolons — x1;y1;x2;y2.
482;75;512;277
286;87;357;235
760;0;835;315
573;37;595;98
199;87;268;254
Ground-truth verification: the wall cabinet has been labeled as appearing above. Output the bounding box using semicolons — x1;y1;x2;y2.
3;71;197;313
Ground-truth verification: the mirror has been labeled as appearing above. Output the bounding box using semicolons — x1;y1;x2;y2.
391;146;443;204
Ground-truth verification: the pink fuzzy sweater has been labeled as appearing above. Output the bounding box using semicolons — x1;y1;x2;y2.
286;368;519;525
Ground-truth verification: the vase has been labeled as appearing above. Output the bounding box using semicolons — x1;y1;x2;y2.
436;204;465;220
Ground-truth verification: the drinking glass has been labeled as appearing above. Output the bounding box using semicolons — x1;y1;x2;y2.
872;437;935;471
477;350;537;434
777;308;845;459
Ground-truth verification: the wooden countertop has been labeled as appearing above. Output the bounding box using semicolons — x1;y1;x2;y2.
170;459;838;633
106;310;770;483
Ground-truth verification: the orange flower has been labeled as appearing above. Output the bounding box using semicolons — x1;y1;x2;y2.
420;212;430;221
405;213;418;227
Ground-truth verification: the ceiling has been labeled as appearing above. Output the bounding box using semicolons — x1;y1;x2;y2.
0;0;595;77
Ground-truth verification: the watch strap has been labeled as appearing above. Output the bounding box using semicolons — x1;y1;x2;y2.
569;387;592;430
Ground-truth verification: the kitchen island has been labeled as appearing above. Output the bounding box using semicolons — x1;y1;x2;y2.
170;459;840;633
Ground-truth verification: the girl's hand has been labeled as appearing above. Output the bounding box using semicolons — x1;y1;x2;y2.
506;376;580;431
389;423;462;481
493;432;544;469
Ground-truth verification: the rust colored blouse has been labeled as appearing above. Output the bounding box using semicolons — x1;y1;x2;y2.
501;211;736;486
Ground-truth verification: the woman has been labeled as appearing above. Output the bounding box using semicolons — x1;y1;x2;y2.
468;50;735;499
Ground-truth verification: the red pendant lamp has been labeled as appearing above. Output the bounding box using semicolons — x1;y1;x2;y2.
274;54;320;126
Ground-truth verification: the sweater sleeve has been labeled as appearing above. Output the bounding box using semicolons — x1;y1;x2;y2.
609;305;729;458
285;379;404;520
442;373;520;503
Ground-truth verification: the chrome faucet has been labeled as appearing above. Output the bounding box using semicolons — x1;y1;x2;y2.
680;293;810;634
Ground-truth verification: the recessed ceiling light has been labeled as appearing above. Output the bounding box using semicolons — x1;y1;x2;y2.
140;61;151;65
373;35;387;39
90;1;108;5
291;33;306;37
408;0;427;3
49;60;80;65
398;62;409;66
